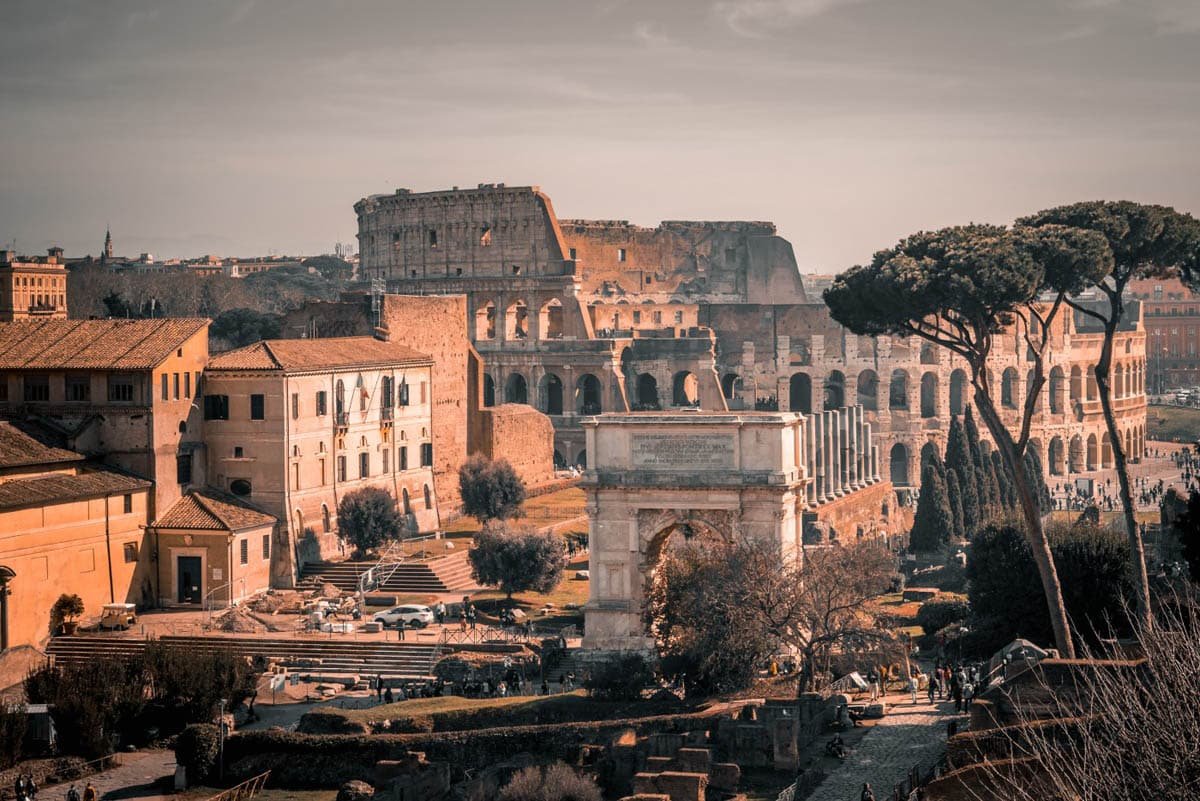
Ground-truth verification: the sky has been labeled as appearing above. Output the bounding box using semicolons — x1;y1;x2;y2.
2;0;1199;272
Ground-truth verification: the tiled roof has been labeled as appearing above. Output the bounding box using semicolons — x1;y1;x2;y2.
152;491;276;531
0;422;83;469
0;470;150;511
208;337;431;372
0;319;208;370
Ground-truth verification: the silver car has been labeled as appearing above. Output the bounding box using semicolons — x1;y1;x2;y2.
373;604;434;628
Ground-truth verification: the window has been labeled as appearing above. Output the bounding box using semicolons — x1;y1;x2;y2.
480;224;492;246
359;452;369;478
383;449;390;473
240;539;249;565
108;375;136;403
645;275;653;285
204;394;229;420
316;390;327;416
337;456;347;482
291;393;299;420
161;374;169;401
291;462;300;491
184;372;191;398
230;479;252;496
617;247;627;262
195;371;202;395
234;446;244;458
123;494;133;514
633;310;641;324
399;381;410;406
23;375;49;402
176;453;192;484
382;375;394;408
250;394;265;420
420;381;427;404
400;446;408;470
123;542;138;563
569;247;577;260
322;504;331;532
428;229;438;248
66;374;90;402
653;311;662;325
173;373;180;400
420;442;433;467
262;534;270;560
674;311;683;324
319;458;326;484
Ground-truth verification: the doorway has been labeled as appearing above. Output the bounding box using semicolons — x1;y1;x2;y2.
177;556;202;603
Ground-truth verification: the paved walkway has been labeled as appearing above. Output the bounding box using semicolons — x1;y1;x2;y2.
807;694;959;801
48;750;177;801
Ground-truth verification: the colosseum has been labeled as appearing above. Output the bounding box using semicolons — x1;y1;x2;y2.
353;183;1148;488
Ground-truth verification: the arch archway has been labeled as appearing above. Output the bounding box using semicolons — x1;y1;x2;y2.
1114;363;1125;398
1048;437;1065;476
789;373;812;414
483;374;496;408
1070;366;1082;402
540;373;564;415
1086;433;1099;470
539;298;564;339
672;371;698;407
504;372;528;404
576;449;588;468
950;369;967;416
825;370;845;410
1049;366;1065;414
505;299;529;340
721;373;742;401
857;370;879;411
635;374;659;409
475;300;496;340
920;372;938;418
1086;366;1098;401
1001;367;1019;409
1101;432;1113;468
889;369;909;411
1069;435;1085;473
889;443;910;486
920;441;939;467
576;373;602;414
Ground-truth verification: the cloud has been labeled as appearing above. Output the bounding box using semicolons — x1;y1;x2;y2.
632;21;675;48
712;0;873;36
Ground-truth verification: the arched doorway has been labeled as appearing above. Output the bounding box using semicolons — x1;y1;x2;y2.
1049;367;1065;414
505;373;528;404
857;370;879;411
672;371;699;406
1001;368;1019;409
505;299;529;340
721;373;742;401
920;372;938;418
539;298;564;339
1086;434;1098;470
824;370;845;410
949;369;967;416
1069;435;1085;473
889;443;910;486
541;373;564;415
475;300;496;340
789;373;812;414
483;374;496;407
889;369;909;411
635;374;659;409
576;373;602;414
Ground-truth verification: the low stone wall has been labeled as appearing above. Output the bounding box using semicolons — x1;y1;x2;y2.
470;404;557;488
812;480;909;541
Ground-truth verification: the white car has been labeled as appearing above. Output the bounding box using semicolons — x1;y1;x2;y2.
373;604;434;628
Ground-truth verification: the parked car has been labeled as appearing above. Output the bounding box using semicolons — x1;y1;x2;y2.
99;602;137;631
373;604;434;628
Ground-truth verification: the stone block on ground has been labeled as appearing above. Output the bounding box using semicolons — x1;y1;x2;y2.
710;762;741;791
336;780;373;801
673;748;711;774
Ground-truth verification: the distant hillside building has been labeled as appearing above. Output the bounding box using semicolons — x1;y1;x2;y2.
0;248;69;322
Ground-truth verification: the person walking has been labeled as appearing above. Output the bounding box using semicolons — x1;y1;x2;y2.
82;784;96;801
376;673;384;701
867;668;879;702
66;785;80;801
861;782;876;801
908;672;918;705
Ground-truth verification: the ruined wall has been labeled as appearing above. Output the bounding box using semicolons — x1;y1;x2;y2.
470;404;556;488
809;480;909;544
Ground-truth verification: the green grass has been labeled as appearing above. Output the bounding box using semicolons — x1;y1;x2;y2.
1147;404;1200;443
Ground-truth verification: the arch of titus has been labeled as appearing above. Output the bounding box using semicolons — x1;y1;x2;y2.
581;409;897;652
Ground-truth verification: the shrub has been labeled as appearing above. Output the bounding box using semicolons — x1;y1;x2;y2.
176;724;221;784
50;593;84;633
916;598;970;635
459;454;526;523
338;487;405;557
499;763;602;801
0;703;27;771
584;654;654;702
468;523;566;599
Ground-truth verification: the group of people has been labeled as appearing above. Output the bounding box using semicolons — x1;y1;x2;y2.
11;779;98;801
926;663;979;713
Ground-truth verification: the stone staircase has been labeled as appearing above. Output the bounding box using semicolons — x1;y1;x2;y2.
547;647;584;685
45;634;440;679
299;551;476;595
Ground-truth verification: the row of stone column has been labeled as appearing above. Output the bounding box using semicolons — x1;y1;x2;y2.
803;405;881;505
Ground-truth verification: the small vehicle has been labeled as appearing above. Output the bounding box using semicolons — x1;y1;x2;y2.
99;603;137;631
373;604;434;628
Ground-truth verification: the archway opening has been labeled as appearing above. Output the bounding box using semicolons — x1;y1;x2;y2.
1001;368;1019;409
475;301;496;340
949;369;967;416
825;371;845;410
542;373;564;415
889;369;909;411
635;374;659;410
505;373;528;404
721;373;742;401
1049;367;1065;414
539;298;564;339
1048;437;1065;476
789;373;812;414
889;443;910;486
672;371;698;407
576;373;602;415
483;374;496;408
505;300;528;340
920;372;938;418
857;370;879;411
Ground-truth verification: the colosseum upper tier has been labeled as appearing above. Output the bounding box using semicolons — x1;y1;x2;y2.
355;183;1147;487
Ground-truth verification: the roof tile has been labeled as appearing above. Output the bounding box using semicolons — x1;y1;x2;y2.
0;319;208;371
0;470;150;511
209;337;430;372
153;491;275;531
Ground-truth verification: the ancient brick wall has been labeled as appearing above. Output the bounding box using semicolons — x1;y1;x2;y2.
810;480;911;543
470;404;556;488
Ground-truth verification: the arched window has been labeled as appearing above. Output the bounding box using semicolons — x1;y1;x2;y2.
1049;367;1065;414
335;379;346;415
672;371;698;406
1001;368;1019;409
230;479;252;496
539;298;564;339
576;374;602;414
483;374;496;407
949;369;967;416
824;371;845;410
920;372;938;418
402;488;411;514
635;374;659;409
889;370;909;410
889;443;910;486
423;484;432;509
721;373;742;401
857;370;879;411
541;373;564;415
505;373;528;404
789;373;812;414
322;504;331;532
476;301;497;340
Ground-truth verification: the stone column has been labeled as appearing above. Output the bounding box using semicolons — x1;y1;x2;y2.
846;405;859;490
806;414;818;505
863;422;875;484
871;443;881;482
829;409;844;497
814;412;827;503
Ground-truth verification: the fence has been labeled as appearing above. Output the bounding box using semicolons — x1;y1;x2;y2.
202;771;270;801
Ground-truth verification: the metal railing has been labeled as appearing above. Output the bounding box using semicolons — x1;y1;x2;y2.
202;771;271;801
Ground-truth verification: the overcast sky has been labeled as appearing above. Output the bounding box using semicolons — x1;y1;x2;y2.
2;0;1198;271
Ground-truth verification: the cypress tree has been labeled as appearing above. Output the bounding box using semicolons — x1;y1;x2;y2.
946;468;966;540
991;449;1016;510
911;461;955;552
964;406;992;511
945;416;980;536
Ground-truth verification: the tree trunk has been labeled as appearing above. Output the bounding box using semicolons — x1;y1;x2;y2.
1093;319;1153;631
972;389;1077;658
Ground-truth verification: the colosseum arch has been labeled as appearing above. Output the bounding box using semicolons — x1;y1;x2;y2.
539;298;564;339
635;373;660;409
1086;366;1098;401
920;372;938;418
1101;432;1113;469
721;373;742;401
1049;366;1065;414
540;372;564;415
889;443;910;486
483;374;496;407
576;373;603;414
475;300;496;340
1070;366;1082;402
505;372;528;404
1001;368;1019;409
1114;363;1125;398
505;299;529;340
1026;369;1042;412
825;371;845;410
789;373;812;414
672;371;699;407
889;369;909;411
1048;437;1065;475
857;370;879;411
950;369;967;416
1087;433;1099;470
1069;435;1085;473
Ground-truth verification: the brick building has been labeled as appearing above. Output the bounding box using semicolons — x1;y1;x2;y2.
1127;276;1200;391
202;337;439;583
0;247;69;322
355;184;1148;487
